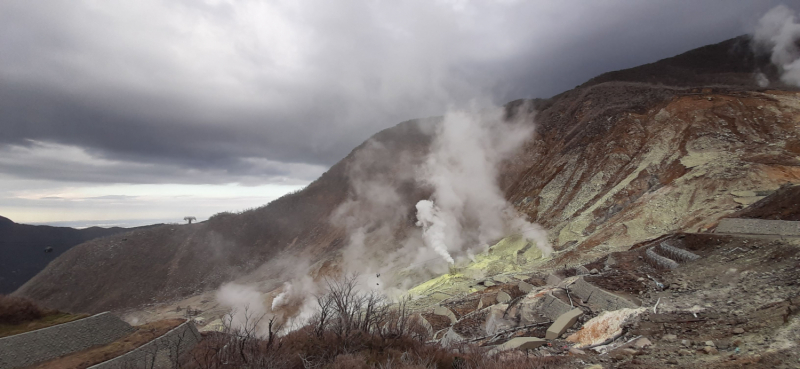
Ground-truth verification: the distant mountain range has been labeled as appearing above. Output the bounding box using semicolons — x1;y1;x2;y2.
0;216;156;294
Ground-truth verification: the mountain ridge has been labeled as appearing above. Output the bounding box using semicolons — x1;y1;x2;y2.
15;35;800;315
0;217;143;294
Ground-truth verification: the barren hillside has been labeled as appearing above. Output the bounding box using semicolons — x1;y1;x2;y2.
16;35;800;315
0;216;136;294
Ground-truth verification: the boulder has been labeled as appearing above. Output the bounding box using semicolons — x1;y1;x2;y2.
546;308;584;339
518;281;535;293
566;308;646;348
440;327;464;346
497;291;512;303
519;293;549;325
490;337;547;353
569;348;586;355
433;305;457;324
412;313;434;337
632;337;652;348
485;304;512;335
494;275;512;283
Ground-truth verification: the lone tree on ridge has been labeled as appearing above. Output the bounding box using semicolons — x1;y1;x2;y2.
184;216;196;224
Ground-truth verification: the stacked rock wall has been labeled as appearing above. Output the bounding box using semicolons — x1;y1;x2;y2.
89;320;201;369
0;312;134;368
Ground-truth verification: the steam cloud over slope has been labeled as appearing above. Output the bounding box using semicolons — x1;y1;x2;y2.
414;105;552;265
220;104;553;331
754;5;800;87
333;104;552;286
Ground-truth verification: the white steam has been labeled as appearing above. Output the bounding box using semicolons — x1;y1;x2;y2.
414;105;552;263
271;282;293;310
216;103;552;328
754;5;800;86
415;199;455;263
216;283;268;333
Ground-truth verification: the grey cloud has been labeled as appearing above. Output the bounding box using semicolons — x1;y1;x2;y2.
1;0;798;185
0;141;324;185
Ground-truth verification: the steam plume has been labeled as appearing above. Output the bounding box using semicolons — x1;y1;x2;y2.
415;199;455;263
754;5;800;86
216;102;552;327
414;104;552;263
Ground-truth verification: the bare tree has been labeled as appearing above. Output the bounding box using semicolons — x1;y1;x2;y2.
312;293;333;338
184;216;196;224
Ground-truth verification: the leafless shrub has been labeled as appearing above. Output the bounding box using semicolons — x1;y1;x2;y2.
182;274;574;369
184;305;287;369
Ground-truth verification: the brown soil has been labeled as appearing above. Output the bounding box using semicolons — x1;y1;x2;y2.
585;270;649;296
452;310;488;338
524;274;549;287
500;284;526;299
443;298;480;319
729;184;800;221
28;319;185;369
421;312;451;332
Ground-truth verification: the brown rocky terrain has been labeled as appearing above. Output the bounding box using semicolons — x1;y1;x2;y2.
400;223;800;368
14;34;800;327
5;34;800;369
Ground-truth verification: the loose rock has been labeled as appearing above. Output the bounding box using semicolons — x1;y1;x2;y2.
569;348;586;355
633;337;653;349
703;346;718;355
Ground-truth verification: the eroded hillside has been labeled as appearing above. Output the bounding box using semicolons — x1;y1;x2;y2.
15;35;800;318
511;87;800;266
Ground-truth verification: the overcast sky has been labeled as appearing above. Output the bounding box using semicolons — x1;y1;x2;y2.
1;0;797;226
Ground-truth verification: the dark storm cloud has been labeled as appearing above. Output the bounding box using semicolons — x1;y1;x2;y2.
0;0;797;185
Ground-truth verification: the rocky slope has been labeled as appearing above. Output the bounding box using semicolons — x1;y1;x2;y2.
16;35;800;317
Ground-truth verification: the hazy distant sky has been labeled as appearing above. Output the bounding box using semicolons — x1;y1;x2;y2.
1;0;797;226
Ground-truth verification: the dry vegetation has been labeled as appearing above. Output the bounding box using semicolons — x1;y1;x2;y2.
181;276;573;369
0;294;87;338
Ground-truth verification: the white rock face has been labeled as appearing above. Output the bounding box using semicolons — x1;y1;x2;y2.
566;308;646;348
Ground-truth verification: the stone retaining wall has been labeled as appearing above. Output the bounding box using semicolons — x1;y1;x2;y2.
716;218;800;236
539;295;572;320
0;312;135;368
646;247;679;269
569;277;638;311
89;320;202;369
